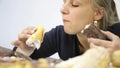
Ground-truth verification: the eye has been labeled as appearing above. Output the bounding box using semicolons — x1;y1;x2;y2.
72;4;79;7
71;2;79;7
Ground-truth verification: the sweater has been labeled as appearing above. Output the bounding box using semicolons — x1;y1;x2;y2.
30;23;120;60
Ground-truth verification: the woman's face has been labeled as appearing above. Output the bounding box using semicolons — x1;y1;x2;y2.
61;0;96;34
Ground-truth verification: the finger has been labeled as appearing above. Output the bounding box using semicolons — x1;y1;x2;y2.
18;33;31;41
88;38;111;48
101;31;118;40
21;26;36;34
11;40;23;47
11;40;27;49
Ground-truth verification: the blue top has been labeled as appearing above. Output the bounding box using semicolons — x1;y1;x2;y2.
30;23;120;60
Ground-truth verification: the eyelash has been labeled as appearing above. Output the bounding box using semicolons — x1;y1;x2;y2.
63;1;79;7
72;4;79;7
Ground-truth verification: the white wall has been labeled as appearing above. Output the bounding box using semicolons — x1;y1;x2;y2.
0;0;63;59
0;0;63;48
0;0;120;58
115;0;120;18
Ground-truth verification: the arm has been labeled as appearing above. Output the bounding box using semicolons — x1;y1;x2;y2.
12;26;61;60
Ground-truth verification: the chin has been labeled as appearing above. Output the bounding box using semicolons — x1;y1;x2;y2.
64;25;80;35
64;28;76;35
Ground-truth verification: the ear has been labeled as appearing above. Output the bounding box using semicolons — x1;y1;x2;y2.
94;7;105;20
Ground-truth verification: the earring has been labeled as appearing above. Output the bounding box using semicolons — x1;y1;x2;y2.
94;20;98;27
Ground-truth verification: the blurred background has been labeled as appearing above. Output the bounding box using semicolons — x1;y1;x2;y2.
0;0;120;59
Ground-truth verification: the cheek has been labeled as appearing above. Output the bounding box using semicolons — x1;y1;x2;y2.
74;11;93;24
71;11;94;32
63;8;94;34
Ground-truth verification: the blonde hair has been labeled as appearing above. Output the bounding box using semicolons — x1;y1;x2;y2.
92;0;119;30
79;0;119;52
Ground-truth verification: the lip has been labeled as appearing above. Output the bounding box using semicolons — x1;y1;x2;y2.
63;19;70;23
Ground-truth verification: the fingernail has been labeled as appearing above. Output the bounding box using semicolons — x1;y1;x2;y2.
101;30;105;32
32;27;37;33
31;30;34;34
27;35;31;38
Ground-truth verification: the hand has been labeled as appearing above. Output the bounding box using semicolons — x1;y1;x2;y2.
88;31;120;52
11;26;36;49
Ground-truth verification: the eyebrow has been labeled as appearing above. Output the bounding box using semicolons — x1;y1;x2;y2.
73;0;82;3
75;0;88;4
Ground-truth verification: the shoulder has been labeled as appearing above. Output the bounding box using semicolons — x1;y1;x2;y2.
45;25;64;35
107;23;120;37
44;25;76;43
53;25;64;32
44;25;71;41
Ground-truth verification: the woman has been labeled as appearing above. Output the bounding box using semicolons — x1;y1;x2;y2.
12;0;120;60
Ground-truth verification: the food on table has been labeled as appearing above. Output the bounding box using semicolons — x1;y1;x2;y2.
111;50;120;67
0;57;51;68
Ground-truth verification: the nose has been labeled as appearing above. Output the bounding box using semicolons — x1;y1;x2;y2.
60;5;69;14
